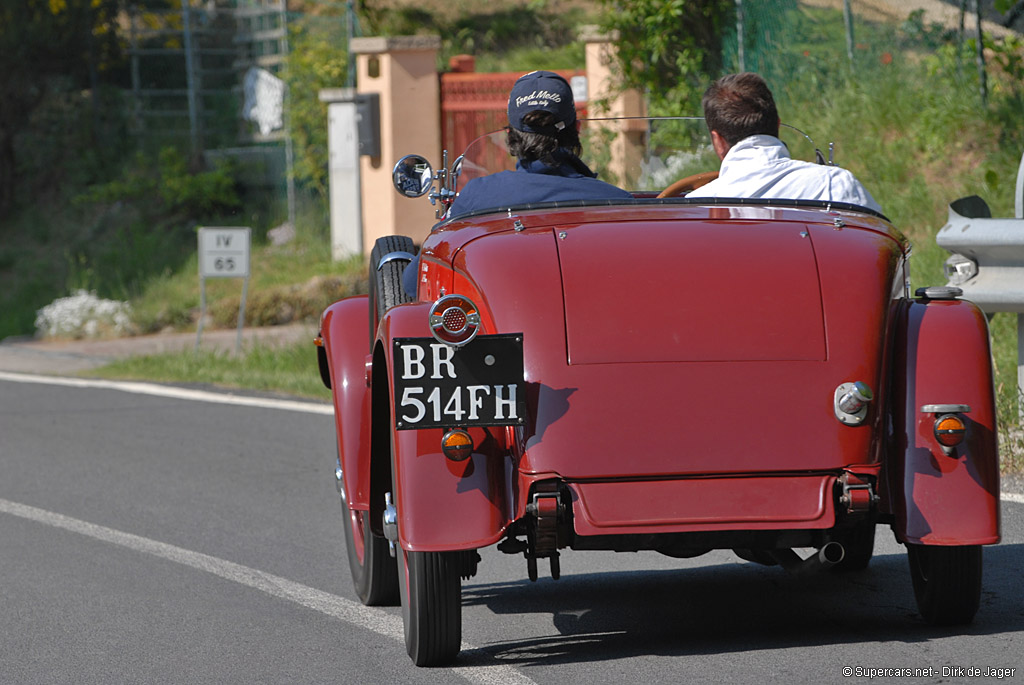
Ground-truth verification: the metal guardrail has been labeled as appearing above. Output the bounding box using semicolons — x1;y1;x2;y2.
937;194;1024;313
937;149;1024;419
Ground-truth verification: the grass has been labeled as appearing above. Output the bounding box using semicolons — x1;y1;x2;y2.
128;230;367;333
92;341;332;401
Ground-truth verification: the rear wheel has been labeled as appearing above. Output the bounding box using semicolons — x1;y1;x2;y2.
907;543;982;625
393;465;462;665
339;457;398;605
368;236;416;347
398;543;463;666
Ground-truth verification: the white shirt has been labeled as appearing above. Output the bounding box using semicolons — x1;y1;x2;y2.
687;134;883;214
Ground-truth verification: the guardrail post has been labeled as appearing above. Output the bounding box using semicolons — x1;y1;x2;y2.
1019;314;1023;423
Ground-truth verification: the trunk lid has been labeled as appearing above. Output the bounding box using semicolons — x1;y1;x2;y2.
557;220;825;364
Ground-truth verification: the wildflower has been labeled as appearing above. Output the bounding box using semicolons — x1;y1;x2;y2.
34;290;134;339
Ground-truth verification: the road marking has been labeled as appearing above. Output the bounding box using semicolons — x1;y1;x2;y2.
0;497;535;685
11;371;1024;503
0;371;333;415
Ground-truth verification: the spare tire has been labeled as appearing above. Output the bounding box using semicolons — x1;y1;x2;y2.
368;236;417;348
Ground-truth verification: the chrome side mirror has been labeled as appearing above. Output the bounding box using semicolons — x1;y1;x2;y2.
451;154;464;183
392;155;434;198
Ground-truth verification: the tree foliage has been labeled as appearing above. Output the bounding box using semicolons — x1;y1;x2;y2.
0;0;124;217
595;0;733;114
285;14;350;198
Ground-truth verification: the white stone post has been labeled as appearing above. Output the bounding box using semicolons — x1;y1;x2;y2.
320;88;363;260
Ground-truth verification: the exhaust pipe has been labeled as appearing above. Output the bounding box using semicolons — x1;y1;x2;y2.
768;542;845;575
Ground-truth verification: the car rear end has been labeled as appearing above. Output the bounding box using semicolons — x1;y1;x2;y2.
442;203;909;560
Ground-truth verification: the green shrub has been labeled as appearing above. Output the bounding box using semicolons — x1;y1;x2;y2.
158;148;241;214
208;273;367;328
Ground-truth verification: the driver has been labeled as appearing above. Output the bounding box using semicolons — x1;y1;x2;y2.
686;72;882;214
447;70;633;217
402;70;631;296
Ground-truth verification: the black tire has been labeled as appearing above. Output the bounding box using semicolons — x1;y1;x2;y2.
339;455;398;606
368;236;416;348
830;522;876;572
316;344;331;389
907;544;982;625
345;236;414;605
398;544;463;666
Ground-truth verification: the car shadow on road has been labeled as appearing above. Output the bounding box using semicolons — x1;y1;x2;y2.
456;544;1024;668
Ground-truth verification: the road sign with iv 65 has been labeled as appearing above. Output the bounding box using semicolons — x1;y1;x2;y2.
198;227;251;278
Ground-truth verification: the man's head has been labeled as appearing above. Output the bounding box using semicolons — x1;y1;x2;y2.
702;72;780;159
506;70;581;163
508;70;576;134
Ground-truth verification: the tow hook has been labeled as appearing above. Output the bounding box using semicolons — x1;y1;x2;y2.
526;489;564;582
839;472;878;514
383;492;398;557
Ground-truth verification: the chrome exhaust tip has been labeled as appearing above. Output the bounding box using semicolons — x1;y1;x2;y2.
769;541;845;575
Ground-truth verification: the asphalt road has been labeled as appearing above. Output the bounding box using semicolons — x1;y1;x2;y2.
2;371;1023;684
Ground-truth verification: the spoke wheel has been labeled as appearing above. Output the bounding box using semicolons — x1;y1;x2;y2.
398;545;462;666
907;544;982;625
339;458;398;606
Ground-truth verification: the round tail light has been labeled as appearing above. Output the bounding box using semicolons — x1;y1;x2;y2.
934;414;967;447
441;429;474;461
428;294;481;347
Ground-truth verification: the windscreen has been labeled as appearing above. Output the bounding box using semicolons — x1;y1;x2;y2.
453;117;822;195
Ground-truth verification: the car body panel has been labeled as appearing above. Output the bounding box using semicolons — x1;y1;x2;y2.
888;298;1001;545
321;296;372;510
558;219;826;363
570;474;837;536
379;302;514;552
444;205;903;482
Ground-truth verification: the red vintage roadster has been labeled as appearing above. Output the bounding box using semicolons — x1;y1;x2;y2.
315;118;1000;666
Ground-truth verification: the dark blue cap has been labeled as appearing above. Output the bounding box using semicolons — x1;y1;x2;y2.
507;70;576;134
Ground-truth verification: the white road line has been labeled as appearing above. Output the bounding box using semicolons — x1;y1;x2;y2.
15;370;1024;504
0;497;535;685
0;371;333;415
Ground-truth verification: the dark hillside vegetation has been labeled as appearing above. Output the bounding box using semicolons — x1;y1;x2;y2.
0;0;595;340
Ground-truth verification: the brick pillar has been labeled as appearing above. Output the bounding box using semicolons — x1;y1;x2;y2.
351;35;442;250
581;26;646;188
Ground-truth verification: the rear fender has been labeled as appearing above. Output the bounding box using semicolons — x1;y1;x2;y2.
888;298;1000;545
373;302;512;552
321;296;373;510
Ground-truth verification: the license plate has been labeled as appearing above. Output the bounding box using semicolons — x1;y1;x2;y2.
393;334;525;430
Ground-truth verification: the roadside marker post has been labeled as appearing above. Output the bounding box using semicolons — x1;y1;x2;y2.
196;227;251;354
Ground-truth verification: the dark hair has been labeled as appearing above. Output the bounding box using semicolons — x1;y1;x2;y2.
701;72;779;146
506;110;582;165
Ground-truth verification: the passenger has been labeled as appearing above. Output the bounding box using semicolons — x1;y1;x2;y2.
686;72;882;214
402;70;631;297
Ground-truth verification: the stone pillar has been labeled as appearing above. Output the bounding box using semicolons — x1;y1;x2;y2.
581;26;646;188
351;35;442;250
